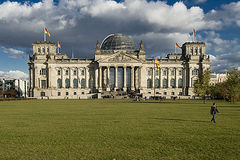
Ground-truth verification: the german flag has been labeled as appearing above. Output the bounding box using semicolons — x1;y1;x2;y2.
176;43;181;49
44;28;50;37
155;57;160;70
58;42;61;48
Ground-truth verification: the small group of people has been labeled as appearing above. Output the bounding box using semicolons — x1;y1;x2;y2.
210;102;220;123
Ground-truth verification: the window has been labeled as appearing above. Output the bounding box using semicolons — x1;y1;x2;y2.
195;48;198;55
164;92;167;95
171;92;175;95
147;78;152;88
191;48;193;54
192;69;199;75
178;79;183;88
155;70;159;76
40;69;47;75
162;78;167;88
163;70;167;76
74;92;77;95
42;48;45;53
65;70;69;76
179;70;182;76
73;70;77;75
57;70;61;75
171;70;175;76
179;92;183;96
57;78;62;88
81;70;85;76
40;92;45;97
65;78;70;88
81;92;85;95
200;47;202;54
170;78;175;88
148;69;152;76
58;92;61;96
41;80;46;88
66;92;69;96
81;78;85;88
155;78;160;88
47;48;49;53
73;78;78;88
38;48;41;53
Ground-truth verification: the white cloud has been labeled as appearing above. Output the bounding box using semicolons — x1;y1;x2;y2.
0;70;28;80
2;47;26;58
194;0;207;4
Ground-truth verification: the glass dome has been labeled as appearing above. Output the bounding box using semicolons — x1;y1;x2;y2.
100;34;137;51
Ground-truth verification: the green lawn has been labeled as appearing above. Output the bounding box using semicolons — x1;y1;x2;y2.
0;99;239;160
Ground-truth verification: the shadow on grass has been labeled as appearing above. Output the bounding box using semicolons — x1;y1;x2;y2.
153;117;209;123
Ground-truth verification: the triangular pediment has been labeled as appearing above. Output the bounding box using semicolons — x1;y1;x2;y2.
97;52;142;63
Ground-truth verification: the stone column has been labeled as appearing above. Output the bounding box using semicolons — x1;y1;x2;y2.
123;66;127;91
107;66;110;91
69;68;72;88
48;66;51;88
99;66;102;90
167;68;170;88
152;67;155;89
135;67;138;89
175;68;178;88
138;66;142;89
85;67;89;89
189;67;192;88
28;66;32;89
159;68;162;88
61;68;63;88
131;66;134;90
77;68;80;88
34;66;37;88
95;68;98;89
114;66;118;90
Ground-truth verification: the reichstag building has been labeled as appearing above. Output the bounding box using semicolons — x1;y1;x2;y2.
28;34;210;99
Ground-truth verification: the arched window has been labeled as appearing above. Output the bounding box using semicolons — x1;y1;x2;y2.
148;69;152;76
195;48;198;55
65;78;70;88
81;70;85;76
170;78;175;88
42;48;45;53
73;78;78;88
57;78;62;88
47;48;49;53
192;69;199;75
162;78;167;88
147;79;152;88
200;47;202;54
155;78;160;88
38;48;41;53
191;48;193;55
178;79;183;88
81;78;85;88
171;70;175;76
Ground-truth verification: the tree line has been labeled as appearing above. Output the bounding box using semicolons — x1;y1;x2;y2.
194;69;240;103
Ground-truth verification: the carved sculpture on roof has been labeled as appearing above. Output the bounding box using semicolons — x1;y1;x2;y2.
96;40;100;50
140;40;144;51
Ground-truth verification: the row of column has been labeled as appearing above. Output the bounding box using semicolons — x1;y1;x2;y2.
150;67;185;89
96;66;139;91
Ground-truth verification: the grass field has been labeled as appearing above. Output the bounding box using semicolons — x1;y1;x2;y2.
0;99;239;160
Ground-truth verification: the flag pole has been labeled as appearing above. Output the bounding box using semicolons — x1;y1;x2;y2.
175;44;176;53
44;28;46;41
58;41;60;53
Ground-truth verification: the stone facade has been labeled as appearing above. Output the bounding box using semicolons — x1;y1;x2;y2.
28;34;210;99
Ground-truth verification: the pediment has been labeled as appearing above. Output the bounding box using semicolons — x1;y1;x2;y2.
97;52;142;63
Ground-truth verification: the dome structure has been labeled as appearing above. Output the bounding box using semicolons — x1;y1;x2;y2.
100;34;137;51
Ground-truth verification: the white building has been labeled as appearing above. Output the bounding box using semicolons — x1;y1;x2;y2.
210;73;227;85
0;78;28;98
28;34;210;99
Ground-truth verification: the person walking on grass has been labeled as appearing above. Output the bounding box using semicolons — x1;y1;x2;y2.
210;102;219;123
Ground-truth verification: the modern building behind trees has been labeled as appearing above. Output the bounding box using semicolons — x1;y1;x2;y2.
0;78;28;98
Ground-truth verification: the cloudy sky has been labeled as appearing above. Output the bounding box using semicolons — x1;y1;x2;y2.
1;0;240;79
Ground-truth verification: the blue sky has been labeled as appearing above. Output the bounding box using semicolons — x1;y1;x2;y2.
1;0;240;79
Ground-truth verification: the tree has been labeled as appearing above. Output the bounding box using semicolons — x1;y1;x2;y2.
194;70;211;103
209;82;226;99
225;69;240;103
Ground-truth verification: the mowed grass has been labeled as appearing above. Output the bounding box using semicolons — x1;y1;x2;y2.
0;100;239;160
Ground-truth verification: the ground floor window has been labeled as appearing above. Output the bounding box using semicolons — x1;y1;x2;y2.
66;92;69;96
58;92;61;96
74;92;77;95
40;92;45;97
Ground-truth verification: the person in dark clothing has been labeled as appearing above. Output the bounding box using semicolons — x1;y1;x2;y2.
210;102;219;123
